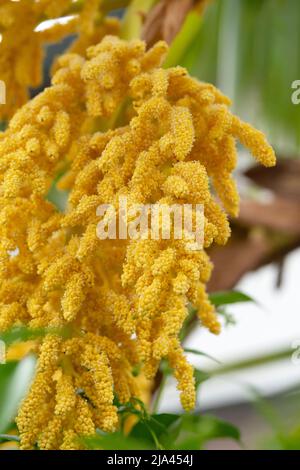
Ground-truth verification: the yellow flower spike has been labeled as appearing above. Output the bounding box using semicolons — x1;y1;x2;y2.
36;106;54;127
151;248;176;277
207;104;233;141
60;429;81;451
80;345;115;406
16;335;61;449
73;396;96;437
173;272;190;296
93;405;119;434
192;283;221;335
152;297;187;361
168;343;196;411
0;303;26;331
140;41;168;70
138;277;164;319
171;106;195;161
61;272;88;322
212;171;240;218
204;199;231;246
54;372;76;418
162;174;190;199
38;415;63;451
53;111;71;150
106;290;135;336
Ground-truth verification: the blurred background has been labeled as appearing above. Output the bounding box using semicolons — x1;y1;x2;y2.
1;0;300;450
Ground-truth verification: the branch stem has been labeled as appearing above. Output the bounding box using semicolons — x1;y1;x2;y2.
152;373;167;414
120;0;158;40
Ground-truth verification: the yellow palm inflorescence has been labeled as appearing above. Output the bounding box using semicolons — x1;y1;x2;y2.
0;35;275;449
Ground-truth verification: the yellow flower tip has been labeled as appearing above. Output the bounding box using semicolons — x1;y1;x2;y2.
209;320;222;335
180;388;196;412
171;106;195;161
232;116;276;167
153;40;169;56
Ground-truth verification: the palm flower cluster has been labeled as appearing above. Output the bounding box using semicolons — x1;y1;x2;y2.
0;33;275;449
0;0;118;120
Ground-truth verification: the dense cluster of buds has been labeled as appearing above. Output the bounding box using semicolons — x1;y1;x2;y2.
0;30;275;449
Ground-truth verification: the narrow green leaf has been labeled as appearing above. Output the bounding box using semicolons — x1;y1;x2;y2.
0;325;71;347
184;348;221;364
0;434;20;443
0;356;36;433
209;290;254;307
164;11;203;68
211;348;292;376
194;369;210;390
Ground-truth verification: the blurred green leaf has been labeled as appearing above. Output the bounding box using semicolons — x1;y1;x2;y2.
0;434;20;443
164;11;203;68
0;326;48;346
0;325;71;347
82;431;152;450
194;369;210;390
84;411;241;451
129;412;240;450
184;348;221;364
46;178;69;213
130;413;180;448
211;348;292;376
209;290;254;307
275;427;300;450
0;356;35;433
168;414;241;450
